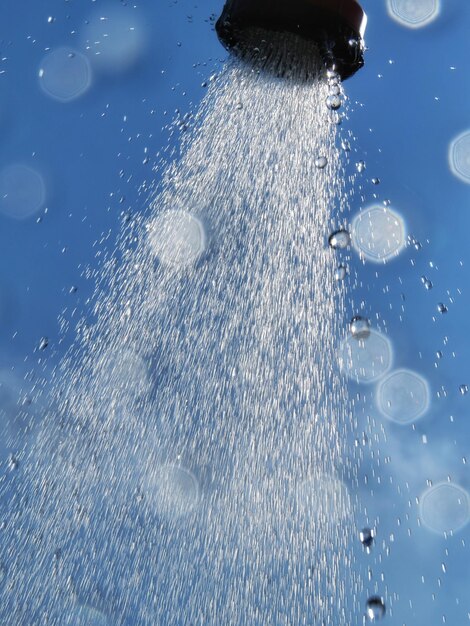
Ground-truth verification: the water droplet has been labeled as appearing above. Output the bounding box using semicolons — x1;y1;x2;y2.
371;177;380;185
341;139;351;152
437;303;448;314
329;84;341;96
359;527;374;548
335;264;348;281
459;384;468;396
356;160;366;173
38;337;49;350
235;102;243;110
421;276;433;290
350;316;371;340
315;156;328;169
329;229;350;250
366;596;386;621
326;94;341;111
8;455;19;471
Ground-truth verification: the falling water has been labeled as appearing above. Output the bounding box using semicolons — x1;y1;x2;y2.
0;35;361;625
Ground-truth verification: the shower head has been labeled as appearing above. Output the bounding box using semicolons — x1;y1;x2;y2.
216;0;367;80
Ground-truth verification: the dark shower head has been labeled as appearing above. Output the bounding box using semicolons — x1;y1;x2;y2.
216;0;367;80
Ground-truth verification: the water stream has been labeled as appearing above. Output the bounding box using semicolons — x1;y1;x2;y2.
0;37;360;626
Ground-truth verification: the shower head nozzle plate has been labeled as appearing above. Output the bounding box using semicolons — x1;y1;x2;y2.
216;0;367;80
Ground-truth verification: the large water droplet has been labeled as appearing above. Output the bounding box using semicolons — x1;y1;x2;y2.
315;156;328;169
366;596;386;621
421;276;433;290
437;303;448;314
335;264;348;281
356;160;366;173
459;384;468;396
350;316;371;340
329;84;341;96
329;229;350;250
359;527;374;549
326;94;341;111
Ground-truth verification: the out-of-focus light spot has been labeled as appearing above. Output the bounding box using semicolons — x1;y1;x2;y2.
65;604;109;625
0;164;45;220
39;47;91;102
98;349;150;401
377;369;430;424
387;0;440;29
351;206;406;263
296;475;351;524
82;5;148;74
338;329;393;384
0;369;40;465
420;482;470;534
149;210;206;268
449;130;470;184
144;464;200;520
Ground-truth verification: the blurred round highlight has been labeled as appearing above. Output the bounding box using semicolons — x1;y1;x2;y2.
39;47;91;102
377;369;430;424
420;482;470;535
351;206;406;263
149;210;206;268
387;0;440;29
295;475;352;525
0;164;45;220
82;5;148;74
144;464;200;520
65;604;109;626
98;349;150;401
449;130;470;184
339;329;393;384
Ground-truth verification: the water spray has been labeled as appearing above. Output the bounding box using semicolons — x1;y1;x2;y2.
216;0;367;80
